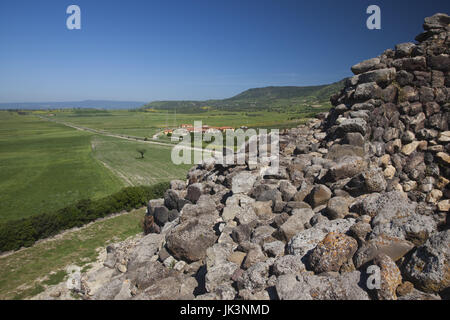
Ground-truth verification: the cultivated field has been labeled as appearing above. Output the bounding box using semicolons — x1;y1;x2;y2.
46;109;313;140
0;112;124;222
91;135;193;186
1;108;310;223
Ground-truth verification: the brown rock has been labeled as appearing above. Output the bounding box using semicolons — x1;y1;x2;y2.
308;185;332;208
227;251;247;266
396;281;414;297
373;253;402;300
252;201;274;220
307;232;358;273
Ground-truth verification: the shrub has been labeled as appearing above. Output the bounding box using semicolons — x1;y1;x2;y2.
0;182;169;253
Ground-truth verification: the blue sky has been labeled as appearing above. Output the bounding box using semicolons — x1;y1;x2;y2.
0;0;449;103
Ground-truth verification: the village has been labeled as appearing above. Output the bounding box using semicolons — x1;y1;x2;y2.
163;123;244;136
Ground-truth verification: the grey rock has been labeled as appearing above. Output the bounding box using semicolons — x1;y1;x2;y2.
395;43;416;58
277;208;315;242
273;255;306;276
154;206;169;226
166;218;218;263
279;180;298;202
276;272;370;300
232;172;257;194
242;246;267;269
127;234;165;273
403;230;450;294
205;262;239;293
351;58;381;75
164;189;181;210
326;196;351;219
170;179;186;191
168;209;180;222
237;261;271;292
423;13;450;30
308;185;332;208
337;118;368;136
232;223;255;244
327;157;367;182
263;241;285;258
147;198;164;216
186;183;203;203
287;218;356;259
350;191;415;218
251;225;276;246
358;68;396;86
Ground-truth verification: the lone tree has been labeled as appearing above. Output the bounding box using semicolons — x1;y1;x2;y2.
137;148;146;159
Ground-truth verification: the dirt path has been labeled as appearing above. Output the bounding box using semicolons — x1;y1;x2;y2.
98;159;135;187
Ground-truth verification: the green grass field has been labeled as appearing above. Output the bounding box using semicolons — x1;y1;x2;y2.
91;135;193;186
0;108;317;224
0;112;124;222
48;109;315;139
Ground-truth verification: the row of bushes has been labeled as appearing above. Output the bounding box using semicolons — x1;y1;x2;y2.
0;182;170;253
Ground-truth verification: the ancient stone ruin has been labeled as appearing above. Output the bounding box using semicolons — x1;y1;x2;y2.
55;13;449;300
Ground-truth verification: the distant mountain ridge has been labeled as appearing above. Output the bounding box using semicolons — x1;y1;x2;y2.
143;79;346;112
0;100;145;110
0;80;345;111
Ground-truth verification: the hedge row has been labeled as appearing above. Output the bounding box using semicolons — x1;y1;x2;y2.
0;182;170;253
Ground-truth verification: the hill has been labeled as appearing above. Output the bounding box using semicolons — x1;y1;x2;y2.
229;81;344;101
142;79;346;113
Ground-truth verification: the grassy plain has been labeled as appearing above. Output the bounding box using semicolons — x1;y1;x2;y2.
91;135;193;186
0;107;321;224
47;109;317;139
0;112;124;222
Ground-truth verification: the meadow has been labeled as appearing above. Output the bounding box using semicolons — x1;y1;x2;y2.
0;111;203;223
91;135;193;186
0;107;323;224
0;112;124;222
48;109;314;140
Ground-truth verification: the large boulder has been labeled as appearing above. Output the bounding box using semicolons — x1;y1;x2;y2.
326;157;367;181
351;58;381;75
287;218;356;260
277;208;315;242
403;230;450;294
353;235;414;268
350;191;415;218
372;253;402;300
276;271;370;300
307;185;332;208
166;218;219;263
232;172;257;194
307;232;358;273
326;196;351;219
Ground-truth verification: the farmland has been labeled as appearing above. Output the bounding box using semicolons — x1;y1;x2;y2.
0;107;319;224
45;108;316;140
0;112;124;222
